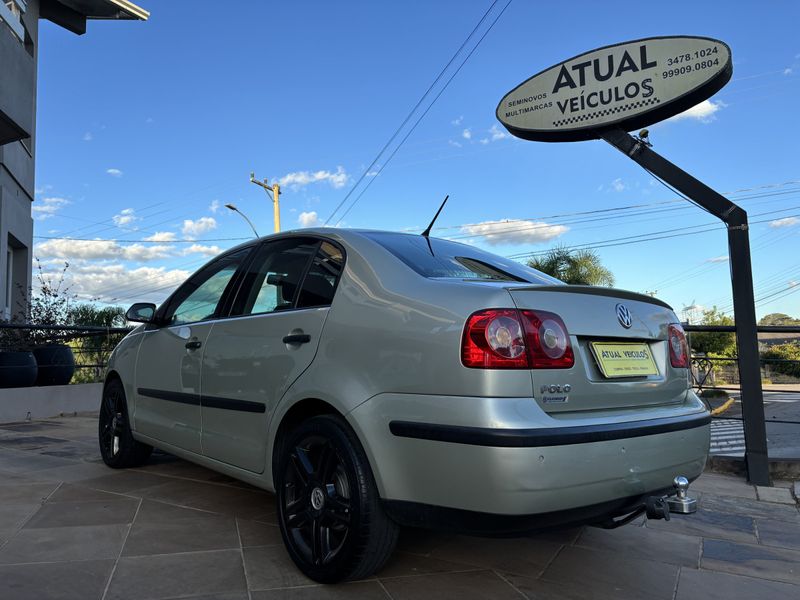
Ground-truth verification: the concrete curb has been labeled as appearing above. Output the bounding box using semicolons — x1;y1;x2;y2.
0;383;102;423
707;454;800;480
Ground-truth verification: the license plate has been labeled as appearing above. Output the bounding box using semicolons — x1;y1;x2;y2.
590;342;659;378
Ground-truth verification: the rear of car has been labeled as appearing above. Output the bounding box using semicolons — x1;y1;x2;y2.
338;231;709;532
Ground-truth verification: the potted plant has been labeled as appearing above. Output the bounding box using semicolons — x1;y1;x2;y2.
0;322;37;388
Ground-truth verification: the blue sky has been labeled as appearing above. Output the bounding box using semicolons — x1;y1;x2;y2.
32;0;800;321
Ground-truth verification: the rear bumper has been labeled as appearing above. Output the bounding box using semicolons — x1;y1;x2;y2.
347;392;709;518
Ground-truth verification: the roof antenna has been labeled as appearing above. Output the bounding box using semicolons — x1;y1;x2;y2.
421;194;449;237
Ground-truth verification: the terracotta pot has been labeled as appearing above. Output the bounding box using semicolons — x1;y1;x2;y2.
0;351;38;388
32;344;75;386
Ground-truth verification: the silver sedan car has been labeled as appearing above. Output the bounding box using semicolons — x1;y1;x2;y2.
100;228;710;582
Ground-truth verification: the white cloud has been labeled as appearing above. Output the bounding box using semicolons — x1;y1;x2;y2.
182;217;217;238
789;280;799;288
82;132;93;142
143;231;177;242
705;255;729;263
668;99;726;123
106;168;123;177
298;211;321;228
479;138;489;145
63;263;190;304
35;238;174;262
489;124;509;142
770;216;799;228
112;208;139;228
448;140;462;148
451;116;464;126
611;178;626;192
182;244;221;257
209;199;221;213
460;219;568;246
279;166;349;190
784;68;793;75
32;197;69;221
462;128;472;140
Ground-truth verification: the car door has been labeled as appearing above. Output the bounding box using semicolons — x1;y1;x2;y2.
200;238;344;473
133;247;252;453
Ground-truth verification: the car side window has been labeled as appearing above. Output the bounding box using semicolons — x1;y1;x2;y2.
296;242;344;309
167;249;250;326
231;239;318;317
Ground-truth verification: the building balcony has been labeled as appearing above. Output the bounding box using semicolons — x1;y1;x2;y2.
0;13;34;146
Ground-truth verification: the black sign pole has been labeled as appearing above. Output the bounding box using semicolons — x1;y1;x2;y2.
600;127;771;487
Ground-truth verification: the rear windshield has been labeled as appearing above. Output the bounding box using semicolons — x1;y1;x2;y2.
362;232;562;285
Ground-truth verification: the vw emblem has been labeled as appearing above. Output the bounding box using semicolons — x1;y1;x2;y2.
616;303;633;329
310;487;325;510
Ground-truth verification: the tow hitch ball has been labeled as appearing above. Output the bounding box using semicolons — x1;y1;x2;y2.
647;476;698;520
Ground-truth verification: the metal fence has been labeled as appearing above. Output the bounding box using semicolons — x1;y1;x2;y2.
0;322;131;383
685;324;800;475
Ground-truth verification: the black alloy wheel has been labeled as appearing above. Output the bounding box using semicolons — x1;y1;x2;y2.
277;415;398;583
98;378;153;468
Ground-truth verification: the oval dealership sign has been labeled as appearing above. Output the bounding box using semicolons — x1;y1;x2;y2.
496;36;732;142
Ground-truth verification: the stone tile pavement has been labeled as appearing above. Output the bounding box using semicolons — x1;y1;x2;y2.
0;415;798;600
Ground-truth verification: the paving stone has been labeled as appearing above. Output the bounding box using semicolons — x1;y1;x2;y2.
395;527;454;556
0;523;128;564
645;508;756;543
575;523;701;567
243;545;314;590
701;492;800;522
123;500;239;556
702;538;800;585
381;570;524;599
24;497;139;529
0;504;38;531
0;448;78;473
676;566;800;599
137;479;273;520
503;572;638;600
794;481;799;501
428;534;562;576
72;471;169;495
756;485;796;505
252;581;389;599
0;482;58;504
236;518;282;548
23;461;119;483
163;595;248;600
0;558;114;600
541;546;679;600
756;517;800;551
46;483;129;503
691;473;757;499
106;549;247;600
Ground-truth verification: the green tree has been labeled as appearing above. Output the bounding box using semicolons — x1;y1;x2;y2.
526;246;615;286
689;307;736;356
67;303;127;383
762;342;800;378
759;313;800;326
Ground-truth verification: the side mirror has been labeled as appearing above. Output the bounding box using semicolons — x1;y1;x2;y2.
126;302;157;324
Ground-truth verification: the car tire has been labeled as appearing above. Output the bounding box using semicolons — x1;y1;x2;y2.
276;414;398;583
98;378;153;468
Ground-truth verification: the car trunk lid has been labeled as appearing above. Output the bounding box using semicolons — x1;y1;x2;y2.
507;285;689;414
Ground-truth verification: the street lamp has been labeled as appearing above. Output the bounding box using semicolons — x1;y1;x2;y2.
225;203;259;238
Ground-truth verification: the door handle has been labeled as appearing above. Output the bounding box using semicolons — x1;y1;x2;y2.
283;333;311;345
185;340;202;350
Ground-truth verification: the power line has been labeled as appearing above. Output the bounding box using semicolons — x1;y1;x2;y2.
325;0;514;225
33;236;249;243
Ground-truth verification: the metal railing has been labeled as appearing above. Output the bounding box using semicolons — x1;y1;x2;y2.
0;322;132;383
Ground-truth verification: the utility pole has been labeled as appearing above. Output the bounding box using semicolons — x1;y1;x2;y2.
250;172;281;233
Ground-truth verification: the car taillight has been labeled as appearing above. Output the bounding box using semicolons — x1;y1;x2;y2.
520;310;575;369
461;308;574;369
462;309;528;368
668;323;689;368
